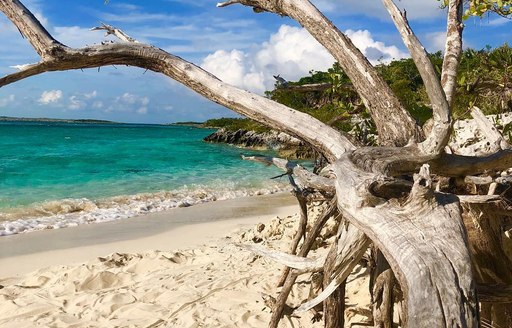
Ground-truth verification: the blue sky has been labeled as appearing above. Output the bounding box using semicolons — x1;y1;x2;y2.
0;0;510;124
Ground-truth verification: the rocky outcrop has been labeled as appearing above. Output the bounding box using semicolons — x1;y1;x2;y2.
204;128;314;159
450;112;512;155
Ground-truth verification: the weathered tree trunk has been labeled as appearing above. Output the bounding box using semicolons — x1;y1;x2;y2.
334;162;477;327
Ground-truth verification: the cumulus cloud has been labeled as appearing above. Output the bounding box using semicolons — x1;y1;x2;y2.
201;25;406;94
202;25;334;94
38;90;63;105
345;30;407;63
487;17;512;26
68;96;85;110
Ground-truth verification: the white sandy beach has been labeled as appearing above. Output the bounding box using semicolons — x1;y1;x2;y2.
0;193;371;327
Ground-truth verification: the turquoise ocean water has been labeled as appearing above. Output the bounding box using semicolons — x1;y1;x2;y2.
0;121;288;235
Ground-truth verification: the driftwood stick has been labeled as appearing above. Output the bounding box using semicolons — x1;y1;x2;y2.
295;224;370;313
323;239;345;328
464;175;493;185
235;244;325;272
269;270;299;328
276;191;308;287
241;155;336;193
266;200;338;327
91;23;139;43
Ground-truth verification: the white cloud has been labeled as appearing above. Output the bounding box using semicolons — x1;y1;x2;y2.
345;29;407;63
201;25;406;94
119;92;137;104
136;107;148;114
84;91;97;99
487;17;512;26
0;94;15;107
38;90;62;105
202;25;335;93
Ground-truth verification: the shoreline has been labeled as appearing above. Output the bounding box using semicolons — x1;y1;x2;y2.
0;193;296;277
0;192;372;327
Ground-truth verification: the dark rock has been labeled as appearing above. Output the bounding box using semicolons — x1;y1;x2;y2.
204;128;314;159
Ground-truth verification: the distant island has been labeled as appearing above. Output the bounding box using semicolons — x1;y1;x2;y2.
170;121;205;128
0;116;119;124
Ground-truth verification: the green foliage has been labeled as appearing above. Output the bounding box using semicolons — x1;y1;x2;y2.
437;0;511;18
465;0;512;18
210;44;511;146
453;44;512;117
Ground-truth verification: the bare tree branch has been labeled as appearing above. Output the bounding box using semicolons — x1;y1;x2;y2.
382;0;451;155
0;0;65;60
295;224;370;313
441;0;464;106
217;0;423;146
91;23;139;43
0;2;488;326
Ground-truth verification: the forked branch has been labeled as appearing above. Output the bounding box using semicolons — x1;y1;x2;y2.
382;0;451;155
91;23;139;43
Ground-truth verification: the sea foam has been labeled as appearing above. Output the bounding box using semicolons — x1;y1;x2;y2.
0;184;289;236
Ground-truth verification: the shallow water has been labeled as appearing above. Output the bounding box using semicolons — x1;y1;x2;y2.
0;121;288;235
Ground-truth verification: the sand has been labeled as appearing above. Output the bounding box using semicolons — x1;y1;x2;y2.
0;193;371;327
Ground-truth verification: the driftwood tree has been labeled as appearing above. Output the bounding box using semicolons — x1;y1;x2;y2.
1;0;511;327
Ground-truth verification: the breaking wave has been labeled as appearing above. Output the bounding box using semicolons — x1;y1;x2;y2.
0;183;289;236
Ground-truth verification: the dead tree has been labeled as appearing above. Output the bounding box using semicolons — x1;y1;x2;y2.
1;0;511;327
